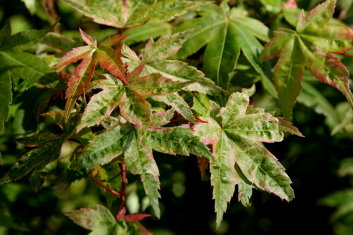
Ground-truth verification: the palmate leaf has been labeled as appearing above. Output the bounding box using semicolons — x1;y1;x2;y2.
65;0;205;28
174;3;276;96
194;91;298;226
261;0;353;119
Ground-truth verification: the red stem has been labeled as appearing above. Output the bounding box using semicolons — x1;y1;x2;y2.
90;171;121;196
116;163;127;219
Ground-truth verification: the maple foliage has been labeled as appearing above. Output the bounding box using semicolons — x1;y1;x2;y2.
261;0;353;119
0;0;353;233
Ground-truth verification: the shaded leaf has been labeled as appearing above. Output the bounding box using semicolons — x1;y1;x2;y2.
0;140;63;184
261;0;353;118
0;71;12;134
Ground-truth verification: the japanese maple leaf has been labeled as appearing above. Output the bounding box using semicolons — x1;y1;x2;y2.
54;29;128;121
193;90;302;226
261;0;353;119
173;2;276;96
121;30;222;124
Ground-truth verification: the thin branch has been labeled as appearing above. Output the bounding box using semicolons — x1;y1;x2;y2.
89;170;121;197
116;163;127;219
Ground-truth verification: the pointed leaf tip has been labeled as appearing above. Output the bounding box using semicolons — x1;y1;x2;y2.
79;28;96;46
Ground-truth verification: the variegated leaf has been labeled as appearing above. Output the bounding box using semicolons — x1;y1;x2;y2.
78;80;124;131
124;130;160;217
145;127;214;160
71;125;133;169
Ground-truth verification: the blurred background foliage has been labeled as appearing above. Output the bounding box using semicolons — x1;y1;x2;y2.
1;0;353;234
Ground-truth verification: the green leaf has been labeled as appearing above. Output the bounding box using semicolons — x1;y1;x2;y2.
192;93;211;117
71;125;133;169
0;71;12;134
174;4;276;95
141;30;192;62
203;21;240;89
65;205;116;235
0;50;56;84
17;133;62;147
0;29;47;50
221;92;249;125
65;0;204;28
124;131;160;217
262;0;353;118
0;21;11;47
145;127;214;160
0;140;63;184
123;21;172;45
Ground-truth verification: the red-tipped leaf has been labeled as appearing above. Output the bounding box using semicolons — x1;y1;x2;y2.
65;52;97;121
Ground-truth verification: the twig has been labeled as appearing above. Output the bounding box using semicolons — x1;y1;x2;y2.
89;170;121;197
